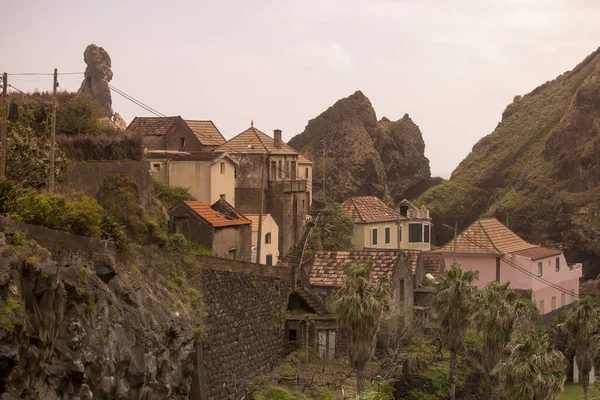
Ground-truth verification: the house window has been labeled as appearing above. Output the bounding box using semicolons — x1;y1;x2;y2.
278;160;283;180
399;227;402;242
551;296;556;311
555;257;560;272
220;194;226;200
220;162;225;174
424;225;430;243
228;248;237;259
153;163;161;170
288;329;297;341
302;199;305;213
291;161;297;180
372;228;378;246
537;262;543;277
561;292;565;307
305;167;309;178
385;227;391;244
179;137;186;149
265;232;271;244
400;205;409;217
266;254;273;266
234;167;237;178
409;223;423;243
539;300;545;314
270;161;277;180
399;279;405;301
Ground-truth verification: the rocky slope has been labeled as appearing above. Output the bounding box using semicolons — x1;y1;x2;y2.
78;44;127;130
0;220;203;399
288;91;433;205
418;47;600;276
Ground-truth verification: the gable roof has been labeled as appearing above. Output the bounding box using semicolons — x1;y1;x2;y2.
185;120;226;146
513;247;562;261
422;252;445;277
341;196;401;223
181;200;251;228
436;218;535;256
126;116;180;136
309;250;403;287
297;154;313;165
245;214;273;233
214;126;298;155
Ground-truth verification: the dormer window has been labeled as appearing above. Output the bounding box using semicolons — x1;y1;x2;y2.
400;205;409;217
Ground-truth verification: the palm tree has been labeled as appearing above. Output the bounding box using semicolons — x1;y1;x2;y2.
432;263;479;400
494;331;567;399
476;281;539;377
562;295;600;400
333;261;390;394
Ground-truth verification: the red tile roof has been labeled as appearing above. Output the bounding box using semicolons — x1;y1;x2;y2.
309;250;403;287
422;252;445;277
436;218;535;256
297;153;313;165
214;126;298;155
126;116;179;135
341;196;401;223
185;120;226;146
183;201;251;228
513;247;562;260
245;214;272;233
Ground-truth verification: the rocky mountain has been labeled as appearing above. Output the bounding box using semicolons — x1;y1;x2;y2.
288;91;434;205
78;44;127;130
418;47;600;276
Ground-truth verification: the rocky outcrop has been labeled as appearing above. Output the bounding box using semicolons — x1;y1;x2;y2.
418;47;600;277
78;44;126;130
288;91;432;205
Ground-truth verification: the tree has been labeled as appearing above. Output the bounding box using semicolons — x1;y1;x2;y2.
432;263;479;400
562;295;600;400
475;281;540;378
320;203;353;251
494;331;567;400
334;261;390;394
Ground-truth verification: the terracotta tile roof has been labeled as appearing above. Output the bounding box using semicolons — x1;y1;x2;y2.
513;247;562;260
245;214;272;233
183;201;251;228
309;250;403;287
422;252;445;277
214;126;298;155
297;153;313;164
184;120;226;146
403;249;421;274
126;116;179;135
341;196;401;223
436;218;535;256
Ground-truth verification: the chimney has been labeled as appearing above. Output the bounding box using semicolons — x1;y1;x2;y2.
274;129;282;149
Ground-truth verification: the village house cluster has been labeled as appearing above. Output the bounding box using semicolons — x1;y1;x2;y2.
126;115;582;360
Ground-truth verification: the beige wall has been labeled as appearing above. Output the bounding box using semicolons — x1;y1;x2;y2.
250;215;280;265
298;163;312;211
353;221;399;250
150;158;236;206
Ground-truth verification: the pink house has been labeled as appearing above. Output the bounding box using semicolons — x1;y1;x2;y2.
435;218;581;315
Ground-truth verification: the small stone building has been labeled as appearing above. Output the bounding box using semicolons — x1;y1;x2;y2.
168;199;252;261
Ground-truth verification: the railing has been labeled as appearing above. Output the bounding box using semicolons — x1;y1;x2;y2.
407;209;430;219
268;179;307;193
569;263;582;271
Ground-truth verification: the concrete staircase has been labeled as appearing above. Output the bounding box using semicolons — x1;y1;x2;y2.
295;286;329;316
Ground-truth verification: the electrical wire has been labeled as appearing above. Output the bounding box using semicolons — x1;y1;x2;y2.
7;84;51;106
7;72;84;76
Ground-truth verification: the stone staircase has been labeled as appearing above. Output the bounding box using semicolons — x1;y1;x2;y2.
295;286;329;316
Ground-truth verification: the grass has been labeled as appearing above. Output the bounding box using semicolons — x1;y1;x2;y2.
559;382;600;399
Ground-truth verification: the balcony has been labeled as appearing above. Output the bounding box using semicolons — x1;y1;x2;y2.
268;180;307;193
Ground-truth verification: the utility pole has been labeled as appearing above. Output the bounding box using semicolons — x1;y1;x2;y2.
322;136;326;205
256;153;267;265
453;221;458;265
0;72;7;181
49;68;57;192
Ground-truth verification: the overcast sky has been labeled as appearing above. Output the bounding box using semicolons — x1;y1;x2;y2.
3;0;599;176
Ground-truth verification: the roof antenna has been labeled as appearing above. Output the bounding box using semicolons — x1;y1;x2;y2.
251;119;254;127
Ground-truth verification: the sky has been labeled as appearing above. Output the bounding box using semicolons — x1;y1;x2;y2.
3;0;600;176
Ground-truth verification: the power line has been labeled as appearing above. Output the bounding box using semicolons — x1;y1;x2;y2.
8;72;84;76
440;223;581;299
108;83;166;118
7;84;51;106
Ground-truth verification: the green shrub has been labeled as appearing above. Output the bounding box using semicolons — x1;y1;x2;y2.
0;297;26;332
0;180;18;214
99;214;126;242
166;234;213;256
57;131;143;161
56;98;102;135
64;191;103;236
153;180;196;209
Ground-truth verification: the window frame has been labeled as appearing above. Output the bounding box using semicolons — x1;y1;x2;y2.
228;248;237;260
265;232;271;244
537;262;543;277
371;228;378;246
424;224;430;243
384;226;391;244
220;161;225;174
555;257;560;272
539;300;545;314
551;296;556;311
266;254;273;266
408;223;423;243
561;292;566;307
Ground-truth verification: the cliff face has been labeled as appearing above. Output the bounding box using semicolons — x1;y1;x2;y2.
418;47;600;276
78;44;127;130
288;91;432;205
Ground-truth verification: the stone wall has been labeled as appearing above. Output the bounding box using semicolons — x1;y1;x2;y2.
60;161;153;207
0;217;292;399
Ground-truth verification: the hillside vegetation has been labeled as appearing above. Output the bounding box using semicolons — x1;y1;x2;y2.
419;47;600;276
